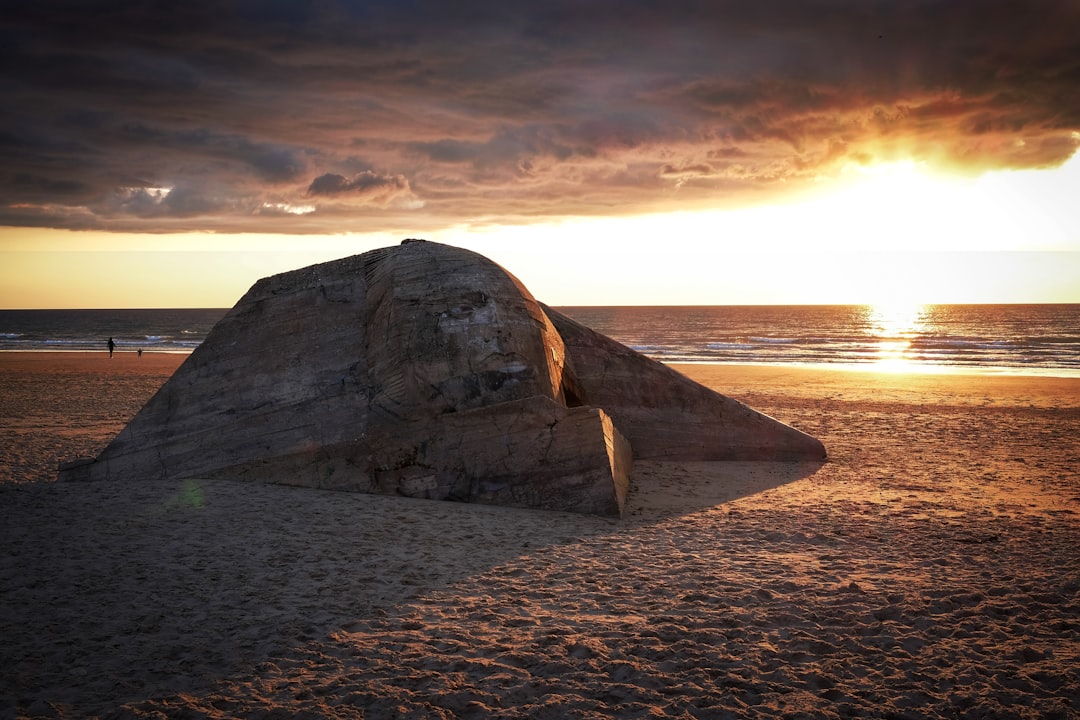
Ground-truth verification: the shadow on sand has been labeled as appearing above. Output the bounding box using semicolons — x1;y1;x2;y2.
626;459;826;521
1;460;823;716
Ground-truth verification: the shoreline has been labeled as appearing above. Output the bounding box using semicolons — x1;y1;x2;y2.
670;361;1080;410
675;358;1080;380
0;350;191;370
2;349;1078;380
0;348;196;354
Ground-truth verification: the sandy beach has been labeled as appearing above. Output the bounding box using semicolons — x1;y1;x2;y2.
1;352;1078;719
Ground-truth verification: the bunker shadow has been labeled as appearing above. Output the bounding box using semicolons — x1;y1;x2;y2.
1;460;823;716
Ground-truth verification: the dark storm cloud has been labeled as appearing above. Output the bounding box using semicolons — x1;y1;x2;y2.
1;0;1078;233
307;171;417;207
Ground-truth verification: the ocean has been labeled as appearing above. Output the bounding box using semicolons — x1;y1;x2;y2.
0;308;225;354
1;304;1078;377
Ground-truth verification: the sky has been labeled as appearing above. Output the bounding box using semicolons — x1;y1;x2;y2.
1;1;1078;308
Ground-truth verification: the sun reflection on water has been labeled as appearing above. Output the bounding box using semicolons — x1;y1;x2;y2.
866;302;928;372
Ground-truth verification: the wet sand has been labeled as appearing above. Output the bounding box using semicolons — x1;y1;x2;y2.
1;353;1078;719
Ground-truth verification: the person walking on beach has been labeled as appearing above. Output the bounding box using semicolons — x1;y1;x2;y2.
108;337;115;358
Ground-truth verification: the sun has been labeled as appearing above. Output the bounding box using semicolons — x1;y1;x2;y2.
870;300;926;336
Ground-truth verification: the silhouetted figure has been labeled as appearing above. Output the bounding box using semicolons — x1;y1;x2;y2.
138;348;143;357
108;337;115;358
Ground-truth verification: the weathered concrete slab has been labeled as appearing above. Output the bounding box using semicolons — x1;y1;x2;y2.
544;306;827;461
58;240;824;516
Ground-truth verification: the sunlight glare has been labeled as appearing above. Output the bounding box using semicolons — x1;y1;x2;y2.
866;301;928;372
